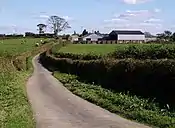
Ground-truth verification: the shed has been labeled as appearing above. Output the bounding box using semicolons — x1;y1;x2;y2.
82;33;103;41
71;35;79;42
108;30;145;43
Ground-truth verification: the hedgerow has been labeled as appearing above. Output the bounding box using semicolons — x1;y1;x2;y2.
54;72;175;128
40;51;175;108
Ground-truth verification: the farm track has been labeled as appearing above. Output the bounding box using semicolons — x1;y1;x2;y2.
27;55;151;128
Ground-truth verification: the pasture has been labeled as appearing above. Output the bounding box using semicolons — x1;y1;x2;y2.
57;43;175;55
0;38;49;56
58;44;124;55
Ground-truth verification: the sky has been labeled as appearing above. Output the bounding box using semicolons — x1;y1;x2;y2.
0;0;175;35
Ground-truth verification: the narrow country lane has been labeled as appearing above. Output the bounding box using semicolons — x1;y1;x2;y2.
26;55;151;128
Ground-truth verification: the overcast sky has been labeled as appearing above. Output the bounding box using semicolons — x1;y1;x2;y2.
0;0;175;35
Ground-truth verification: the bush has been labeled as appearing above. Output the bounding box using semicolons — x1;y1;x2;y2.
40;52;175;108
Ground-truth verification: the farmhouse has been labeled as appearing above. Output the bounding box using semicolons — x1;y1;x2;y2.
108;30;145;43
71;34;79;42
82;33;103;41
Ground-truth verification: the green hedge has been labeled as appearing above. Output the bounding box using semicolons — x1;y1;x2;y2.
53;52;102;60
55;72;175;128
40;51;175;108
53;44;175;60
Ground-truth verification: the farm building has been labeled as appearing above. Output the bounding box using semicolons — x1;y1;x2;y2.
108;30;145;43
71;35;79;42
82;33;103;41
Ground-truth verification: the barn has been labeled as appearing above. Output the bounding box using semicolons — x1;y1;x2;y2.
108;30;145;43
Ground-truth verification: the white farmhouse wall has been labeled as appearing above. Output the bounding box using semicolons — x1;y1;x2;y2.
72;37;79;41
118;34;145;40
71;35;79;42
83;34;103;41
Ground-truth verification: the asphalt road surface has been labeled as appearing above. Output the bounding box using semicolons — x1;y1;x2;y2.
27;55;151;128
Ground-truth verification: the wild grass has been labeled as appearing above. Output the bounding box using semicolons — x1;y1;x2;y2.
0;58;34;128
54;72;175;128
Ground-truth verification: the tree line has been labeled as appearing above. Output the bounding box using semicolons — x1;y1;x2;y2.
156;30;175;42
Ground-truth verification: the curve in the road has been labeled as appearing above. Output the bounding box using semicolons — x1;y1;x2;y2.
27;55;151;128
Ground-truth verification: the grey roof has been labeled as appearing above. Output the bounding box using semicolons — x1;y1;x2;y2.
99;34;109;37
110;30;144;35
82;33;93;38
82;33;105;38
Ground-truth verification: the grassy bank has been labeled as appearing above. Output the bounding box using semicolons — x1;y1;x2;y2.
0;38;53;127
54;72;175;128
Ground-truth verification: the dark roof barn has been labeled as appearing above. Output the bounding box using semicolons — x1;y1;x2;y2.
110;30;144;35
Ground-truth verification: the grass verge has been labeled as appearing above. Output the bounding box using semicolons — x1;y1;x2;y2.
0;39;54;128
0;59;35;128
54;72;175;128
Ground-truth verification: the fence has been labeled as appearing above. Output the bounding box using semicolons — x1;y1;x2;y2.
73;40;145;44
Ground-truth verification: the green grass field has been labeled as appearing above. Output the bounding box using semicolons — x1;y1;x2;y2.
58;44;125;55
0;38;51;128
58;44;175;55
0;38;49;56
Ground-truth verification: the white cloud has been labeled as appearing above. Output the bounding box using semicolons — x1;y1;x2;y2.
116;9;160;20
102;8;163;34
104;18;127;22
144;18;162;23
38;15;73;21
39;15;49;19
62;16;73;21
122;0;152;4
0;25;34;34
154;8;161;13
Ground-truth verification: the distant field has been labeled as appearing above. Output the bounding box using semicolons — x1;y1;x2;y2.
0;38;49;56
58;44;124;55
58;44;171;55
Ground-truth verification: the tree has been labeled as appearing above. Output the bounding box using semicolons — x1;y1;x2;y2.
164;30;172;41
81;29;88;36
156;33;165;40
73;31;77;35
171;32;175;42
144;32;153;38
94;31;100;34
37;23;47;34
48;16;71;36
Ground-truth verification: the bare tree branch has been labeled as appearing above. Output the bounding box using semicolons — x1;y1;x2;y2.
48;15;71;36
